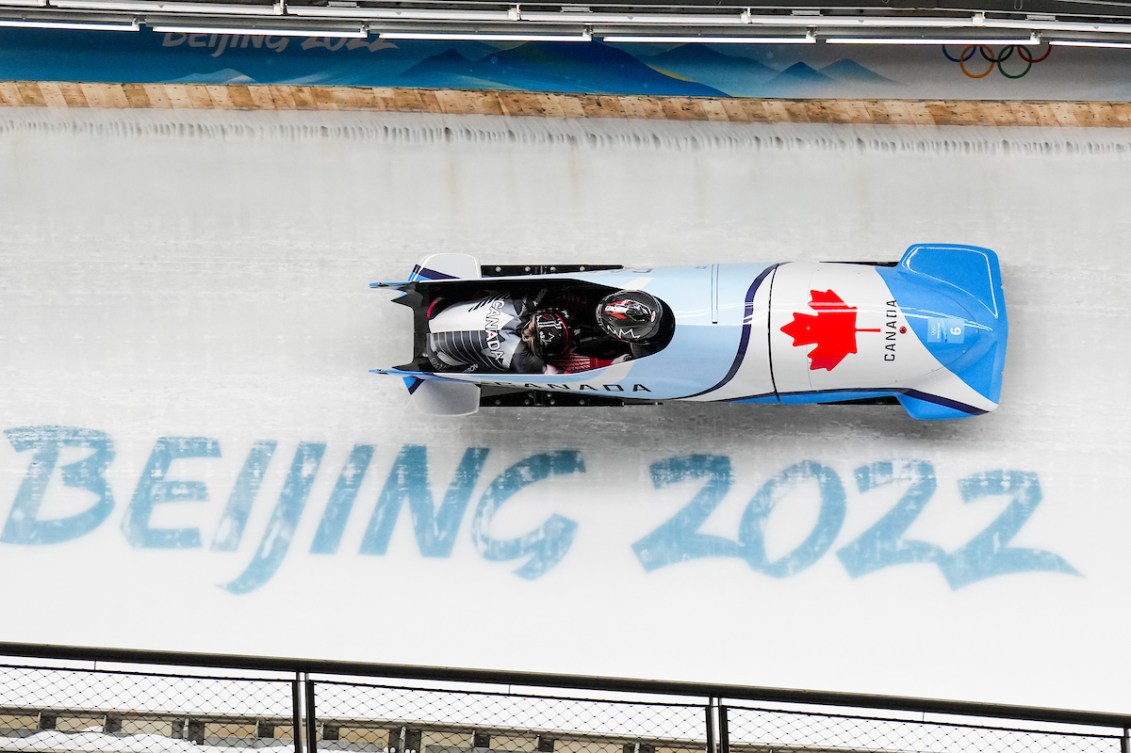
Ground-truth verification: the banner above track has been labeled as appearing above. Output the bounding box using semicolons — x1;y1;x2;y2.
4;28;1131;100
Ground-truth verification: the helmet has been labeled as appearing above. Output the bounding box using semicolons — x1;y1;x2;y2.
597;290;663;342
531;310;570;358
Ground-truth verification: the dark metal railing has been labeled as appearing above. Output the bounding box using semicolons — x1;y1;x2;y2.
0;642;1127;753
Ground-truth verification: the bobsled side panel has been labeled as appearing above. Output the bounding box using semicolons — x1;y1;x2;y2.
768;261;1000;417
769;262;926;394
678;263;777;401
776;389;895;405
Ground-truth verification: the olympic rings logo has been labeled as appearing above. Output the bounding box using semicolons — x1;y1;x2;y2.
943;44;1051;78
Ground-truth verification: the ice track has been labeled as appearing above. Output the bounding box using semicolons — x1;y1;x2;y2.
0;108;1128;713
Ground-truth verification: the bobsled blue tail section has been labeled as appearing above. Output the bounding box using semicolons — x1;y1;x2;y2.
882;244;1008;418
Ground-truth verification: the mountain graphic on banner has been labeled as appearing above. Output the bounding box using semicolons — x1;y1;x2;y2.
399;41;727;96
774;62;832;84
399;48;510;90
636;44;891;97
821;58;893;84
642;45;779;86
157;39;494;87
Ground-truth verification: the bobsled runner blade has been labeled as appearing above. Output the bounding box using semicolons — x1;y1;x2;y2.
370;368;469;384
370;369;479;415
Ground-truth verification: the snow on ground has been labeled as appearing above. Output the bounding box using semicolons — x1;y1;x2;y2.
0;731;281;752
0;109;1128;714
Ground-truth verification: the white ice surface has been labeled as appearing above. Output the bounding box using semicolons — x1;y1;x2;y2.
0;109;1128;714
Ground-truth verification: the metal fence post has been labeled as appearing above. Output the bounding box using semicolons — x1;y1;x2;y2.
718;704;729;753
292;675;305;753
1121;727;1129;753
705;699;716;753
305;675;319;753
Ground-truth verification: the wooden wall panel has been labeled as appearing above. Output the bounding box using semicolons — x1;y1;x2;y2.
1;80;1131;127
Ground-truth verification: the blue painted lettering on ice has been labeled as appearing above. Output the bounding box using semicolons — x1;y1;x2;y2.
212;440;278;552
224;442;326;594
632;455;1078;586
123;436;221;549
471;450;583;579
739;460;846;577
632;455;743;570
359;444;490;557
310;443;375;555
0;426;1078;592
836;460;946;577
2;426;115;545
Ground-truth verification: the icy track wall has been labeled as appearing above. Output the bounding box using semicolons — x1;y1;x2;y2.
0;108;1128;713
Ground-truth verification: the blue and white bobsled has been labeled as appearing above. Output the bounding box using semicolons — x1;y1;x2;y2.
371;245;1008;419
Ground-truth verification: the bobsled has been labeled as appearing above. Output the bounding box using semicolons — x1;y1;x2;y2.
370;245;1007;420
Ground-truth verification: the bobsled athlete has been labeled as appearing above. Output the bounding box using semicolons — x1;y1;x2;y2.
425;289;664;375
424;294;570;374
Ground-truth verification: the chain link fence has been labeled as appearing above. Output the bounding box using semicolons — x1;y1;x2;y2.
0;651;1126;753
723;702;1125;753
311;680;707;753
0;663;298;751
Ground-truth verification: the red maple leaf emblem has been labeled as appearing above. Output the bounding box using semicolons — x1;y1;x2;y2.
780;289;880;371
